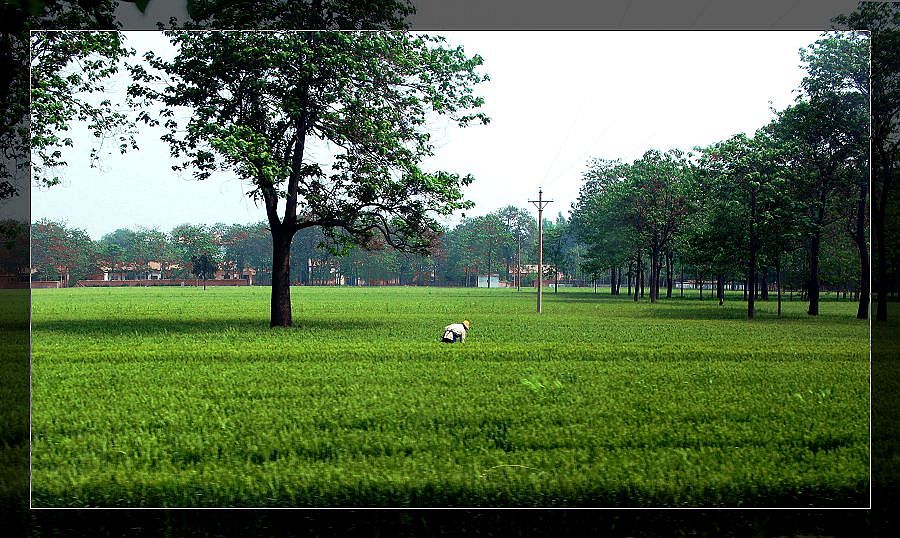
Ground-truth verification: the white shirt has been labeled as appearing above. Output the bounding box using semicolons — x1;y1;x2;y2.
444;323;468;342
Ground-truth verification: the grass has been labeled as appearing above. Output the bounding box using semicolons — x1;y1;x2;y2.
30;285;869;507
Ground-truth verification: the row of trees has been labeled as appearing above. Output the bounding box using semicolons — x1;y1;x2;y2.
30;210;546;288
29;218;480;287
19;3;899;328
30;220;399;285
31;220;248;284
570;31;869;319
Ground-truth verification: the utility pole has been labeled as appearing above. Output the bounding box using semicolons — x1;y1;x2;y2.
529;188;553;313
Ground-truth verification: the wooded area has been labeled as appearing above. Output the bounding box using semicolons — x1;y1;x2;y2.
26;29;879;321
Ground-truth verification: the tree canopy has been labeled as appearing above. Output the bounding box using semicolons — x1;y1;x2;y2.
131;30;489;325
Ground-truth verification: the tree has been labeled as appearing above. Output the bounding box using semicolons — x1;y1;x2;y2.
132;31;488;326
799;31;870;319
681;148;746;306
622;150;694;303
698;131;795;319
96;227;140;277
469;213;508;288
30;30;137;188
543;213;574;292
769;91;867;316
834;2;900;321
571;159;636;296
133;227;172;277
219;222;271;282
1;1;122;203
757;151;805;318
494;205;534;290
169;223;221;279
191;252;214;289
443;219;480;287
30;218;95;285
0;219;28;276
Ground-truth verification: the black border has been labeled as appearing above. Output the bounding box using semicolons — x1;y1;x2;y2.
3;0;894;535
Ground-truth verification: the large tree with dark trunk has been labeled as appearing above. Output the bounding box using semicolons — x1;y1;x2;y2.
769;91;867;317
132;31;488;326
798;31;870;319
570;159;637;297
626;149;694;304
698;131;794;320
834;2;900;322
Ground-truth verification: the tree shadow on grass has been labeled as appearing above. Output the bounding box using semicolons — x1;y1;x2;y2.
33;316;389;337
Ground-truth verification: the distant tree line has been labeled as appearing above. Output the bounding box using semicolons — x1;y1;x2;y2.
29;208;543;288
570;31;870;319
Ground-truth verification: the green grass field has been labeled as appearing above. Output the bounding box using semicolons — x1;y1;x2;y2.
30;286;869;507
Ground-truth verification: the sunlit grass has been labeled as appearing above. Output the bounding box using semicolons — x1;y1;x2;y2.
31;286;869;507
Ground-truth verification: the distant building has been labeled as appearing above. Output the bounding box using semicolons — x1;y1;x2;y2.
477;274;504;288
215;260;256;284
95;261;172;281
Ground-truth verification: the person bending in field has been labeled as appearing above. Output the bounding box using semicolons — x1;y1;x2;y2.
441;320;470;343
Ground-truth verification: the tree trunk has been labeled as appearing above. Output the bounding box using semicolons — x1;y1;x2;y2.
627;261;633;298
639;259;645;300
748;188;757;320
776;253;782;318
665;250;673;299
748;249;756;320
680;261;684;298
808;233;821;316
874;150;892;321
656;259;662;300
760;267;769;301
854;174;870;320
717;273;724;306
875;204;887;320
633;252;641;302
270;230;295;327
648;246;659;303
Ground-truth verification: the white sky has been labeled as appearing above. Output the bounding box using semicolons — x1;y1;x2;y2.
32;31;824;240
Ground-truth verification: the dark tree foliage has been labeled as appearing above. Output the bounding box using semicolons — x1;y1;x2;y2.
768;91;867;316
191;252;214;288
1;1;121;201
